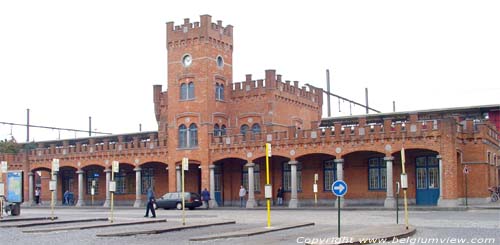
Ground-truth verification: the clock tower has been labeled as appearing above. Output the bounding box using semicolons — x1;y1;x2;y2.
154;15;233;193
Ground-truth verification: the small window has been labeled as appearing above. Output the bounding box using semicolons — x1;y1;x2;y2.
180;82;195;100
214;124;221;136
323;160;336;191
368;158;386;190
216;55;224;68
283;162;302;192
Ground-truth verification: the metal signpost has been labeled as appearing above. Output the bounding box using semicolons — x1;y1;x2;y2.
0;161;7;219
332;180;348;238
463;166;469;207
400;148;409;230
265;143;272;228
396;181;400;224
181;157;189;225
91;180;96;206
313;173;318;206
110;161;119;223
50;159;59;221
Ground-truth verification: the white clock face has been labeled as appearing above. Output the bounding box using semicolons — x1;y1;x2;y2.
182;54;192;67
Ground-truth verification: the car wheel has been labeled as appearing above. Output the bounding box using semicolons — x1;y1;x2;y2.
176;202;182;210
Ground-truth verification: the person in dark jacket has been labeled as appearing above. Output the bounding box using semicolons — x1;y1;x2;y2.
277;186;284;206
144;186;156;218
201;188;210;209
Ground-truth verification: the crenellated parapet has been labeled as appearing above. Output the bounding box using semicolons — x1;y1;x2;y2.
166;14;233;51
231;69;323;110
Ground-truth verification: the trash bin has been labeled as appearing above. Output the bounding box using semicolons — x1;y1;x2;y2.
10;203;21;216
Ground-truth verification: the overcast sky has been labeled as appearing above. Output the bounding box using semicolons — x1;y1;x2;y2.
1;0;499;143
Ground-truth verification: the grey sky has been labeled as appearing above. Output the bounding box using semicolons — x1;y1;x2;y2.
1;0;499;142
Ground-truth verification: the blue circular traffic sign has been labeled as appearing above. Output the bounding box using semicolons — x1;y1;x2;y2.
332;180;348;197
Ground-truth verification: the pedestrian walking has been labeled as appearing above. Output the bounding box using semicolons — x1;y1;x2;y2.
276;186;284;206
201;188;210;209
144;185;156;218
239;185;246;208
63;190;69;205
35;187;41;205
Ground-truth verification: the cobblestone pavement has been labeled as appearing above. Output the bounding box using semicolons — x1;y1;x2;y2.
0;207;498;245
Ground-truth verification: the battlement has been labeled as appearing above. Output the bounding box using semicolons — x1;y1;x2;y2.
166;14;233;50
231;70;323;106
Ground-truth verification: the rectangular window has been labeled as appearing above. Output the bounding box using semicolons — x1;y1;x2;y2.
242;164;260;192
283;162;302;192
86;169;100;195
324;160;336;191
141;168;154;194
368;158;386;190
214;166;222;192
115;170;133;194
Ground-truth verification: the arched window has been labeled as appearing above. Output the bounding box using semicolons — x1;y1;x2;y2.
189;123;198;147
214;124;220;136
180;83;187;100
178;124;187;148
219;84;224;100
240;124;249;141
215;83;219;100
240;124;249;135
215;83;225;101
188;82;195;99
251;123;261;134
221;125;227;136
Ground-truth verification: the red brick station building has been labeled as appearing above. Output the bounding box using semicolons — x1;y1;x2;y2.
2;15;499;208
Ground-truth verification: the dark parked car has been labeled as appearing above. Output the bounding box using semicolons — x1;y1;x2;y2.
155;192;202;210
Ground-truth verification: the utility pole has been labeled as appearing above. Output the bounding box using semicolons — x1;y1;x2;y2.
26;109;30;142
326;69;331;117
365;88;369;114
89;116;92;136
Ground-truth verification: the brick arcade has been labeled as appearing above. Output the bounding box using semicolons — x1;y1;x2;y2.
1;15;499;208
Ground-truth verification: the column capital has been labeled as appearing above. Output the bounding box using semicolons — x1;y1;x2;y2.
104;169;112;173
245;162;255;167
209;164;216;169
437;155;442;159
76;170;84;174
384;156;394;161
133;167;142;172
28;172;34;176
288;160;298;165
334;158;344;164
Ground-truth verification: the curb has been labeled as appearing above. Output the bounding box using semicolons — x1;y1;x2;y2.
189;222;315;241
96;220;236;237
0;217;58;223
22;219;167;233
1;218;108;228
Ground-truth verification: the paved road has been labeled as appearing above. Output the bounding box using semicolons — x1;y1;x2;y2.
0;207;498;244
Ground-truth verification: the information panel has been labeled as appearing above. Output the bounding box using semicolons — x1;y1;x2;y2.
7;171;23;203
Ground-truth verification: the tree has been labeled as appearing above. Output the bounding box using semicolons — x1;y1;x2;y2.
0;137;21;154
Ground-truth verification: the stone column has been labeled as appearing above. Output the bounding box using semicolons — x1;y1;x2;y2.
437;155;443;204
384;157;395;208
75;170;85;207
21;172;34;207
133;167;143;207
334;159;345;208
245;162;257;208
176;166;181;192
209;164;218;208
288;160;299;208
53;171;59;205
27;172;34;206
103;169;111;207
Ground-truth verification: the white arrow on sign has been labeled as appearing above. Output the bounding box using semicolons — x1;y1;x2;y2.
334;185;345;192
